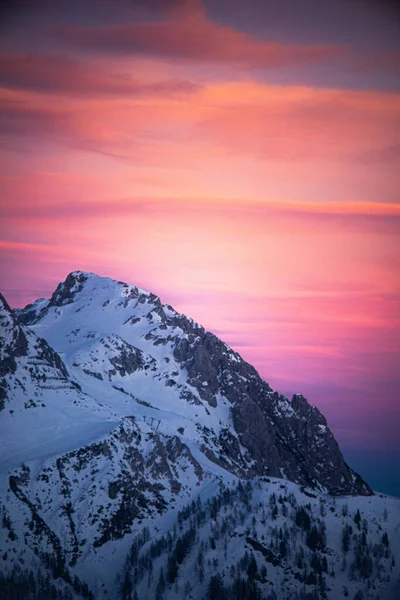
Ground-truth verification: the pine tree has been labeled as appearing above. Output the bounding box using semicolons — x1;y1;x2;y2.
208;574;225;600
155;568;166;600
247;554;258;581
342;524;352;553
121;570;132;600
295;507;311;531
354;509;361;529
321;556;328;573
167;554;178;584
361;531;367;546
306;526;319;551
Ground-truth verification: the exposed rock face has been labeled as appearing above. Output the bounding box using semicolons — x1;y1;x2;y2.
0;296;33;409
230;389;368;495
0;294;28;372
168;317;369;495
48;271;89;308
0;293;80;411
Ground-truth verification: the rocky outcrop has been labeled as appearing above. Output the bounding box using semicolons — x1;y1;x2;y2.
0;295;29;410
107;338;145;377
48;271;89;308
0;293;81;411
231;389;371;495
0;294;28;368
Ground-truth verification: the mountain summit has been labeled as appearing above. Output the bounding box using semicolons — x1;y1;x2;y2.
1;271;398;600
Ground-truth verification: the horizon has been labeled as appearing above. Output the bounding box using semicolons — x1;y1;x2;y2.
1;0;399;497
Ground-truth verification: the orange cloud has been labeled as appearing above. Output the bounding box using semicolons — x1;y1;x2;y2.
2;79;398;200
194;82;400;163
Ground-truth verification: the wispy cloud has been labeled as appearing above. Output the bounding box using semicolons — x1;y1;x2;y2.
1;78;398;188
0;52;201;98
60;18;343;68
0;97;75;139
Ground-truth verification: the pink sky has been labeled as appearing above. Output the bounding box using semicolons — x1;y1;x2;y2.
0;0;399;491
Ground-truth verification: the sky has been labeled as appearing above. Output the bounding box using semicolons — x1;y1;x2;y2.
0;0;399;495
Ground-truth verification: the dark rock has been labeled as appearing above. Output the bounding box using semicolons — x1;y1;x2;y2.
108;342;144;377
48;271;88;308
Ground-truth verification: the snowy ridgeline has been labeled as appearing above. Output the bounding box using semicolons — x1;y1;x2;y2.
1;271;400;600
1;477;399;600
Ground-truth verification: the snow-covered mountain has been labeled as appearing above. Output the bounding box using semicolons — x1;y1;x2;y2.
0;271;399;600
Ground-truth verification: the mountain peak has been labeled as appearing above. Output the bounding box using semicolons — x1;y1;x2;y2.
8;272;373;496
47;270;154;310
68;269;92;278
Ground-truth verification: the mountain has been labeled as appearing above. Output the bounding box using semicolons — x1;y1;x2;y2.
9;271;371;495
0;271;398;600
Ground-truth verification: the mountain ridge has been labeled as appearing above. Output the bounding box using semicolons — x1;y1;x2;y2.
2;270;399;600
